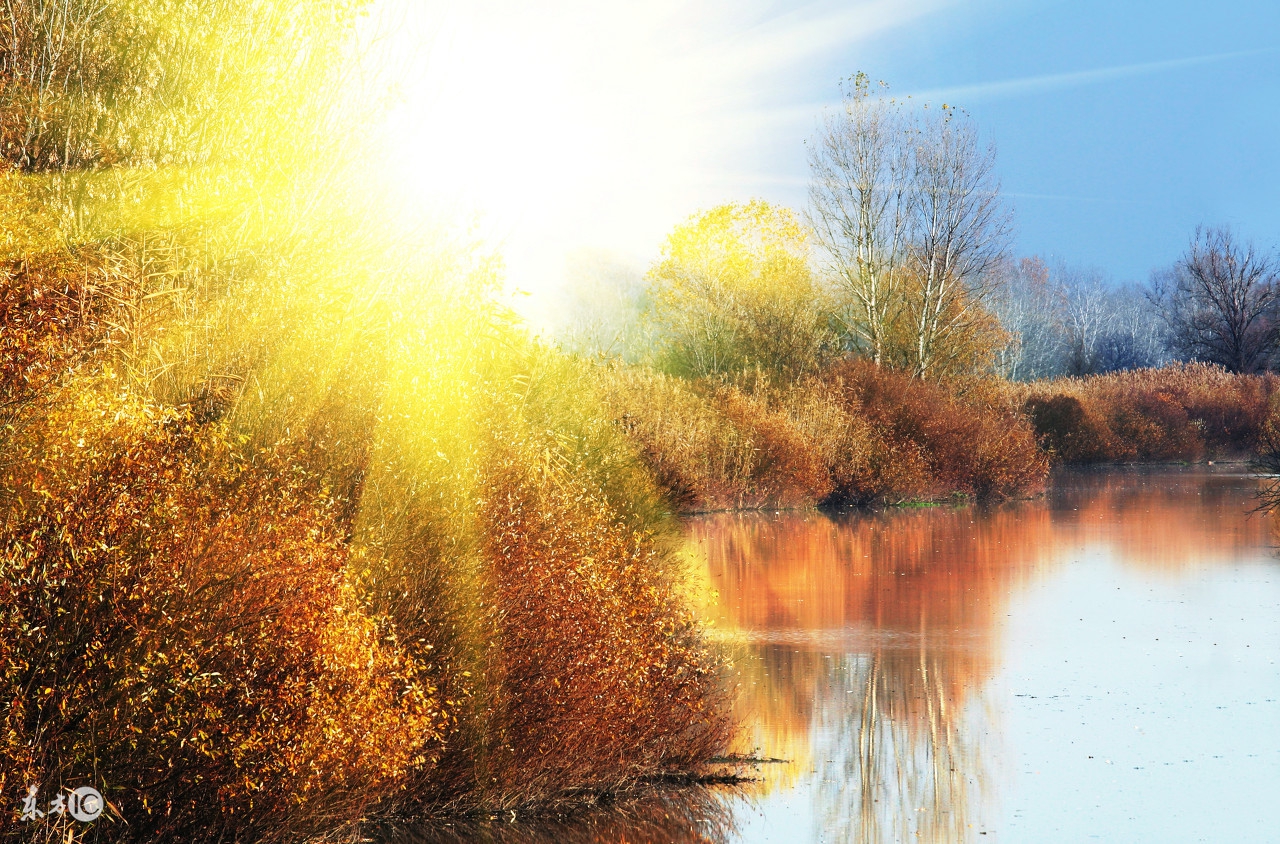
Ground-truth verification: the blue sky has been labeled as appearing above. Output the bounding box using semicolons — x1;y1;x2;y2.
389;0;1280;309
741;0;1280;283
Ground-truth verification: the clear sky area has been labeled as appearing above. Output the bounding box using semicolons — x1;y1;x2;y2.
382;0;1280;313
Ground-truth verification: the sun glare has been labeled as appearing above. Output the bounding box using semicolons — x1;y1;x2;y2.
359;0;862;324
378;7;600;227
357;1;745;317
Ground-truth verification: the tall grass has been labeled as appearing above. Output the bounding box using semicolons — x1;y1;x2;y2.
600;367;831;511
1012;363;1280;464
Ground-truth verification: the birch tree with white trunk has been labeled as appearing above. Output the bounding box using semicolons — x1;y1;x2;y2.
807;73;912;366
808;75;1011;378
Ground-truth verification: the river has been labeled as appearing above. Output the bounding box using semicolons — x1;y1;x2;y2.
387;465;1280;843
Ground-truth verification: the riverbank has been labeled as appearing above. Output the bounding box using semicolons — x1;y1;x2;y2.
600;360;1278;514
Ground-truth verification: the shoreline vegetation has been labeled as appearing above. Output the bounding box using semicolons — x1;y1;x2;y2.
603;359;1278;514
3;4;1280;844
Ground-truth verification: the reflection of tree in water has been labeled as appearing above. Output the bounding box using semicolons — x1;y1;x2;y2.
703;468;1272;842
335;469;1272;844
697;504;1040;843
813;644;990;844
367;787;736;844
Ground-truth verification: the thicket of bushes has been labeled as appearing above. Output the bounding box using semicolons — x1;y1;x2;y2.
1013;363;1279;464
0;178;731;841
601;359;1049;510
1;382;441;842
600;357;1280;514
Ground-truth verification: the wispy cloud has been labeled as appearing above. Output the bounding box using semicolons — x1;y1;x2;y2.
717;0;959;80
904;47;1278;105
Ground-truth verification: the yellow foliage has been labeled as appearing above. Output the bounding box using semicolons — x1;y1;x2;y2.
647;200;838;379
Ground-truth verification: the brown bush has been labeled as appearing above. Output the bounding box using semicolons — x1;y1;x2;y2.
601;360;1047;509
819;359;1048;503
1022;394;1121;463
465;434;731;806
775;376;875;498
0;248;121;418
0;382;442;843
1014;363;1279;464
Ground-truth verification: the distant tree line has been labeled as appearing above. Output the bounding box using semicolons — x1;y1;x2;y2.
991;226;1280;380
556;74;1280;383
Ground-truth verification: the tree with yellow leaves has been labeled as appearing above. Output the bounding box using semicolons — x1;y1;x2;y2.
646;200;838;381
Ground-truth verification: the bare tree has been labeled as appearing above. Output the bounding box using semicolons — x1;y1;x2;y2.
905;106;1012;377
989;256;1066;380
1162;227;1280;373
991;257;1173;381
808;75;1011;378
807;73;912;366
1059;265;1112;375
1096;282;1172;372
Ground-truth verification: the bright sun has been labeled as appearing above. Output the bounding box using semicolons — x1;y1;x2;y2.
358;0;815;322
377;5;602;229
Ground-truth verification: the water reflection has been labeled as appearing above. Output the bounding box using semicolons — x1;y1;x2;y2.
812;651;988;843
696;506;1037;841
691;466;1274;843
374;468;1278;843
1044;467;1269;571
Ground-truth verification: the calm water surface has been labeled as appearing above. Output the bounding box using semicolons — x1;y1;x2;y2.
387;466;1280;843
697;465;1280;843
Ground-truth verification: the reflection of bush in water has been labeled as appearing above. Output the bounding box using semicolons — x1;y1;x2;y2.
726;645;820;785
702;467;1269;842
692;507;1053;636
1047;467;1271;572
702;506;1045;805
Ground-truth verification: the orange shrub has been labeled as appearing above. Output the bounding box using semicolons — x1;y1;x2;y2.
775;376;875;499
0;383;442;843
819;359;1048;503
1014;363;1279;464
713;385;832;506
463;434;732;806
0;249;122;419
